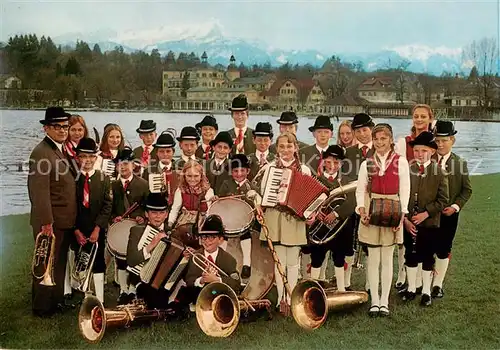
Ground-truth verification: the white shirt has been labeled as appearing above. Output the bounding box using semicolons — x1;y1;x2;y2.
181;154;196;163
356;153;410;214
255;150;269;163
47;135;63;153
120;175;133;187
168;187;215;226
194;248;222;287
395;137;407;159
142;223;165;260
358;141;373;151
158;161;172;172
80;168;96;178
315;145;329;154
214;157;227;168
323;171;338;180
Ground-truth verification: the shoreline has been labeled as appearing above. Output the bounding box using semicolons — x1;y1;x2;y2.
1;107;499;122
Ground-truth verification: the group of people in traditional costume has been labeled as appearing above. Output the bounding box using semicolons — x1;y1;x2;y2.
28;94;472;322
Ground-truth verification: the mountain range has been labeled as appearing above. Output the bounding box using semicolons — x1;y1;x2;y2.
53;20;470;76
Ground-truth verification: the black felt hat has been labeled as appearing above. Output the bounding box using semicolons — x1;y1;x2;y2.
277;111;298;125
351;113;375;129
252;122;273;138
39;107;70;125
322;145;346;160
145;192;169;211
308;115;333;132
198;214;225;236
154;132;176;148
229;154;250;169
434;120;457;137
409;131;438;149
209;131;234;148
228;94;248;111
136;120;157;133
195;115;218;131
176;126;200;142
113;147;136;163
75;137;98;154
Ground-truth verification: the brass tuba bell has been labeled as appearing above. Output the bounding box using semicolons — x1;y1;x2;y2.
291;279;368;330
196;282;272;338
72;241;98;293
32;231;56;286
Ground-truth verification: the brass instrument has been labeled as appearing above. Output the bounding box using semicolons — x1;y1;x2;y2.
291;279;368;330
352;240;364;269
32;231;56;286
78;295;175;343
196;282;272;337
188;248;229;278
72;241;98;293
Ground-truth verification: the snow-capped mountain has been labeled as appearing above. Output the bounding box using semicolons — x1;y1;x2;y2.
52;20;470;75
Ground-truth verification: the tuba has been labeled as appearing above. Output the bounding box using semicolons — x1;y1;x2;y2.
291;279;368;330
78;295;176;343
72;241;98;293
32;231;56;286
196;282;272;338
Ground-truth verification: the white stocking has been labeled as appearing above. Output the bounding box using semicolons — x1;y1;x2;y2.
240;238;252;266
64;249;74;294
406;266;417;293
334;267;345;292
422;270;432;296
416;263;423;288
117;269;128;294
432;258;450;288
310;267;321;280
365;255;370;291
319;251;329;280
93;273;105;304
367;247;381;306
344;255;354;288
274;245;287;307
380;246;395;307
396;245;406;285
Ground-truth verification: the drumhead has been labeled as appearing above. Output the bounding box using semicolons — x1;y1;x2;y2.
207;198;254;236
107;219;136;260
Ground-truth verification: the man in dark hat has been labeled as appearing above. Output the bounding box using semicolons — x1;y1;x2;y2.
228;94;256;155
143;132;178;206
431;121;471;299
248;122;275;180
111;147;149;304
269;111;309;153
402;131;449;307
73;137;112;305
133;120;158;171
185;214;242;302
195;115;218;160
175;126;201;171
28;106;77;316
299;115;334;177
205;131;233;195
342;113;376;179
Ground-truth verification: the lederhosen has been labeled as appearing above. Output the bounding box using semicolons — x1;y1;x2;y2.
75;170;112;273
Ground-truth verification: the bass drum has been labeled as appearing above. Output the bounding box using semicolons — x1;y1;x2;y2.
226;230;274;300
107;219;136;260
207;197;254;238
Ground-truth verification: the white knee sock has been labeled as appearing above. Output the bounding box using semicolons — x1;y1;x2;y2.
240;238;252;266
380;246;395;307
274;246;287;307
117;269;128;294
219;240;228;251
406;266;417;293
344;255;353;288
64;249;73;294
422;270;432;296
114;262;119;284
319;251;329;280
416;263;423;288
287;264;300;304
367;247;381;306
93;273;105;304
334;267;345;292
300;252;311;280
128;283;137;295
310;267;321;280
365;255;370;291
432;258;450;288
396;245;406;284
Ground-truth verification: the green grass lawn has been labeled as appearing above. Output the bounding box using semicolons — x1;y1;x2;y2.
1;174;500;349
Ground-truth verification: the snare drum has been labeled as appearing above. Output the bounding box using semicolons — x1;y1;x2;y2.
207;197;254;238
107;219;136;260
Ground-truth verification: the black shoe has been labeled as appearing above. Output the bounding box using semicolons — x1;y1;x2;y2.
117;292;129;305
127;293;137;304
397;286;408;295
401;291;416;301
379;306;390;317
431;286;444;298
368;305;379;318
415;286;423;295
241;265;251;279
345;286;353;291
112;281;120;288
420;294;432;307
395;282;406;291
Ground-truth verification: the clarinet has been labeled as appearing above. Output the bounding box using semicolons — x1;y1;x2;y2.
411;192;419;254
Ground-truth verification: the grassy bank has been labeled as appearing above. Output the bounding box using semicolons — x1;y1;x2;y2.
1;174;499;349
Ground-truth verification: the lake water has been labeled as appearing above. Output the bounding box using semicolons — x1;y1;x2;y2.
1;110;499;216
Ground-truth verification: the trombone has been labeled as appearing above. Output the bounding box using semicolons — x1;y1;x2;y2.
72;240;98;293
32;231;56;286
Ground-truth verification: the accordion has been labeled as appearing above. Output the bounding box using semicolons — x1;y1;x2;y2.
148;173;166;194
148;171;178;205
261;166;329;219
101;158;117;180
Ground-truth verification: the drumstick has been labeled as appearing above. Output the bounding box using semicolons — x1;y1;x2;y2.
201;194;245;203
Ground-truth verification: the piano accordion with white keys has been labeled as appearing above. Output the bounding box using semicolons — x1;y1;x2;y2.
101;158;117;180
260;166;329;219
148;173;166;194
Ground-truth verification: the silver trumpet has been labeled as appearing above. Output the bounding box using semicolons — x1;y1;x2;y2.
72;240;98;293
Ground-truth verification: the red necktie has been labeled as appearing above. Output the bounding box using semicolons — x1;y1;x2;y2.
207;255;215;263
236;129;244;154
419;164;425;175
205;146;210;160
124;180;130;191
328;176;334;182
362;146;368;158
141;146;150;166
317;153;323;176
83;173;90;208
259;153;266;167
438;157;443;167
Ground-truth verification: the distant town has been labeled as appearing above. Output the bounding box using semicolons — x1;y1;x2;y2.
1;35;499;120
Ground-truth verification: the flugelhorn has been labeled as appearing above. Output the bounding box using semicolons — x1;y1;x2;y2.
291;279;368;330
187;247;229;277
72;241;98;293
196;282;272;337
32;231;56;286
78;295;176;343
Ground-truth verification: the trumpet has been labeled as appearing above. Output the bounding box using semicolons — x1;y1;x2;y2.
72;241;98;293
185;247;229;278
32;231;56;286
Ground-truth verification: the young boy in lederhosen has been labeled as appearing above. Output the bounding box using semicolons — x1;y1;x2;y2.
133;120;158;175
431;121;472;298
205;131;233;195
195;115;218;160
402;131;449;307
248;122;275;181
111;147;149;304
308;145;356;291
74;137;112;304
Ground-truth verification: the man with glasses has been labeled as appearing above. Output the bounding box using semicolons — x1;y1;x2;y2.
28;107;78;317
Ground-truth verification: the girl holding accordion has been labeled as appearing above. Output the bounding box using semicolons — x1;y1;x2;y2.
355;124;410;317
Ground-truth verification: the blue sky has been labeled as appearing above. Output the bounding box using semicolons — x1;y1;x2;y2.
1;0;498;52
